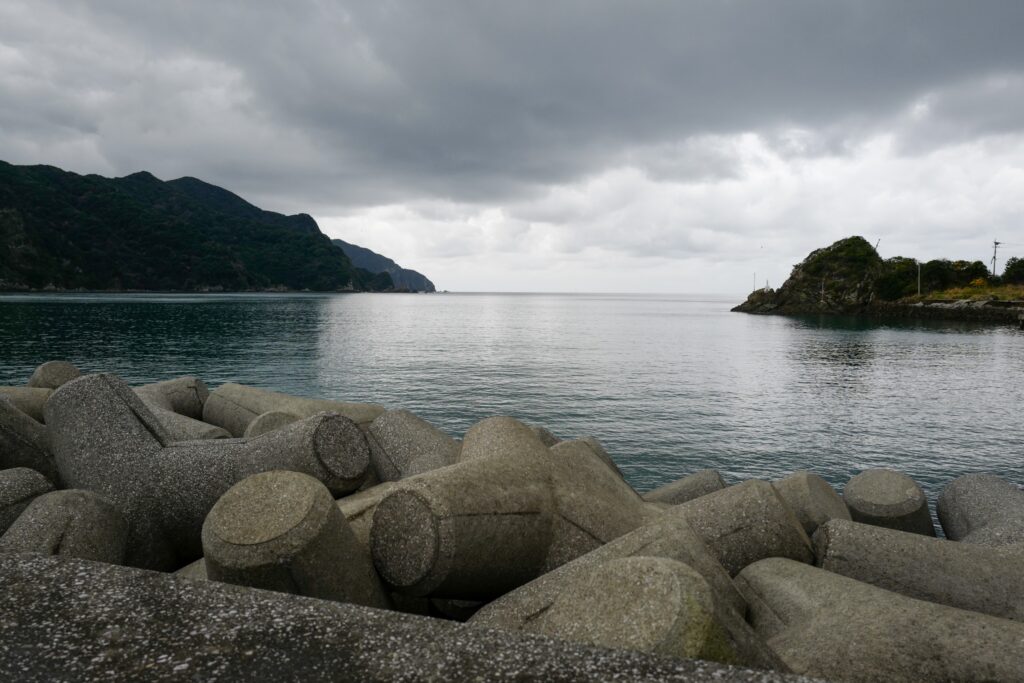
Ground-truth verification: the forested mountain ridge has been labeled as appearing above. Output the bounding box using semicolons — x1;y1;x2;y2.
0;161;393;292
332;239;436;292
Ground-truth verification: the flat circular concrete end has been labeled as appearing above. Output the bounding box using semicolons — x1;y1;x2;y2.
311;413;370;488
206;471;325;546
370;490;440;591
844;469;925;517
244;410;302;438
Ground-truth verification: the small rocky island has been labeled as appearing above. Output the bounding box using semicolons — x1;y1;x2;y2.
1;360;1023;681
734;236;1024;326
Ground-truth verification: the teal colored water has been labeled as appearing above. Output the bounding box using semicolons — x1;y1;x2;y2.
1;292;1021;501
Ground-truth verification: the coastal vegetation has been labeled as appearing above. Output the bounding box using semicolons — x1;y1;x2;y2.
0;161;398;292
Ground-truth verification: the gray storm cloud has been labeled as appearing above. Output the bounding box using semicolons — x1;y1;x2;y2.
2;1;1024;291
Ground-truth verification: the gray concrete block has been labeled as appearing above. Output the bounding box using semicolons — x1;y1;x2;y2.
529;424;561;446
203;471;390;609
26;361;81;390
203;382;385;436
0;395;59;484
843;469;935;536
0;467;53;534
0;386;52;422
772;471;850;536
643;469;727;506
242;409;301;437
577;436;626;479
814;518;1024;622
937;473;1024;547
678;480;813;576
337;480;401;549
367;409;460;481
133;376;209;418
0;553;817;682
0;489;127;564
736;557;1024;682
45;373;371;570
148;405;232;440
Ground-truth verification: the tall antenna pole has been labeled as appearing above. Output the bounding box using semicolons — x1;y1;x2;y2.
992;240;1002;276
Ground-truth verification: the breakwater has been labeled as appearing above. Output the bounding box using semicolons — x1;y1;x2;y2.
1;360;1023;681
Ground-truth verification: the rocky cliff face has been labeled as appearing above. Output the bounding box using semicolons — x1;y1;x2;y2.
733;237;883;314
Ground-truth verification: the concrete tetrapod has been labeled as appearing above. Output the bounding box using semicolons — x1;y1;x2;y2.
367;409;461;481
842;468;935;536
0;554;818;683
202;382;385;436
0;395;59;483
202;471;390;608
814;518;1024;621
243;410;301;437
45;373;371;570
371;417;654;599
937;473;1024;547
643;469;727;506
512;556;781;668
0;467;54;534
737;558;1024;682
0;387;52;422
134;376;231;440
0;489;127;564
771;471;850;536
26;360;81;390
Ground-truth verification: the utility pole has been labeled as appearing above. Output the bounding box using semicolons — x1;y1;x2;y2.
992;240;1001;276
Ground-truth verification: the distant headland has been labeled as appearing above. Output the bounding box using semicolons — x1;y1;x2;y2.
0;161;434;293
733;236;1024;327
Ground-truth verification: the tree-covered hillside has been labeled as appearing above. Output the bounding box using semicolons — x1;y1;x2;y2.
0;161;392;292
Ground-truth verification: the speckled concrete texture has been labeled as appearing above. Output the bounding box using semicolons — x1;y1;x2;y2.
677;480;813;576
529;424;561;446
643;469;726;505
203;381;384;436
26;360;81;390
203;471;390;608
0;467;53;534
133;376;209;418
147;404;231;440
243;409;301;437
0;387;51;422
0;395;59;483
491;556;784;671
0;554;819;682
772;471;850;536
45;373;370;570
367;408;460;481
814;518;1024;621
736;557;1024;682
937;473;1024;547
0;489;127;563
843;468;935;536
577;435;626;479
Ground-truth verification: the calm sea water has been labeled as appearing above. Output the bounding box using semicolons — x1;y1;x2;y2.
1;292;1021;503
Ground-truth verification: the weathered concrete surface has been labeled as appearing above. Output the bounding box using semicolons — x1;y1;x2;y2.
0;395;59;484
367;409;460;481
643;469;727;506
0;490;127;564
149;405;231;440
772;471;850;536
203;382;385;436
479;556;784;671
529;424;561;446
814;518;1024;621
0;387;51;422
736;557;1024;682
471;506;748;634
577;436;626;479
135;376;231;440
0;467;53;534
45;374;371;570
203;471;389;609
26;361;80;390
677;480;813;576
0;554;815;682
242;409;301;437
337;481;401;549
843;468;935;536
937;473;1024;547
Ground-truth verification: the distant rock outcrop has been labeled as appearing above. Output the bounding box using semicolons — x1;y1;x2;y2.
332;239;436;293
733;237;884;314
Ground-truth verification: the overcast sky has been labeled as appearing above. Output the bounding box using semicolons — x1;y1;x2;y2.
3;1;1024;293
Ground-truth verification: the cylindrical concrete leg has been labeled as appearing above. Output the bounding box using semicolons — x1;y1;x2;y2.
0;387;52;423
27;361;81;390
0;395;60;484
937;473;1024;546
0;467;54;534
0;489;127;564
772;471;850;536
843;469;935;536
243;410;301;438
643;469;727;506
203;471;390;609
